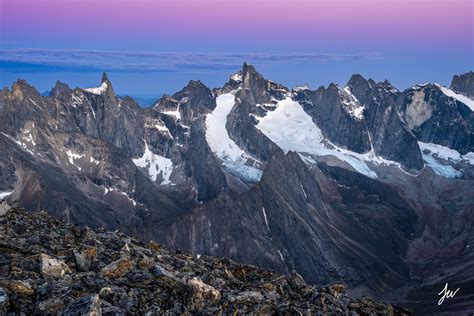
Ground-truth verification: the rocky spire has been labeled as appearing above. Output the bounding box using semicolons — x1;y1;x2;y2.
101;72;109;84
100;72;115;99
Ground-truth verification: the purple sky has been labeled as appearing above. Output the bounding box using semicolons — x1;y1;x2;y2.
0;0;473;97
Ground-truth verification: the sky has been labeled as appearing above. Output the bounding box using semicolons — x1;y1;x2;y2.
0;0;473;97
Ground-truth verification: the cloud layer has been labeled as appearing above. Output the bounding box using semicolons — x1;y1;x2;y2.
0;48;380;74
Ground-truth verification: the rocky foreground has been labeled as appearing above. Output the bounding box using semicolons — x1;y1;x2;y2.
0;203;411;315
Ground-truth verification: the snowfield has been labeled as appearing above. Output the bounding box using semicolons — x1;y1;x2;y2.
438;85;474;111
133;142;174;185
205;93;262;182
84;81;108;95
418;142;473;178
255;97;379;178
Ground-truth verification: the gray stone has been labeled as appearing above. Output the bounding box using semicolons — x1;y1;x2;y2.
63;294;101;316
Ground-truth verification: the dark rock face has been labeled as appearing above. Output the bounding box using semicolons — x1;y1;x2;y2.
451;71;474;98
227;97;283;163
346;74;424;170
170;80;216;125
297;83;372;154
239;62;288;105
184;120;228;201
0;208;411;315
398;84;474;154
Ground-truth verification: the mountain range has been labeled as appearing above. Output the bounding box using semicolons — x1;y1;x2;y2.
1;65;473;314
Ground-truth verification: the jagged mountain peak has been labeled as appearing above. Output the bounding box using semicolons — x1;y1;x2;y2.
242;62;262;78
173;79;214;107
51;80;72;97
12;79;36;92
182;79;208;91
347;73;368;86
327;82;339;91
6;79;42;101
101;72;109;83
380;79;398;93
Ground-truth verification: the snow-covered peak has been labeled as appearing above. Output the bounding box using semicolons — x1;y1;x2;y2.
83;81;108;95
340;86;365;120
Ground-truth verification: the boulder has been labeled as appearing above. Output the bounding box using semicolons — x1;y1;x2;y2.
0;280;34;296
40;253;71;279
63;294;102;316
100;258;133;279
188;277;221;311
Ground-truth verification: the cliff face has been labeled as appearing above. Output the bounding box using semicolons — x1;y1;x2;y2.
0;205;411;315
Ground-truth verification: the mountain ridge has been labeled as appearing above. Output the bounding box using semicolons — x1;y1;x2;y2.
1;64;473;314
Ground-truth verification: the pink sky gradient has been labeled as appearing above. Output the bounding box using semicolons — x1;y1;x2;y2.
2;0;472;49
0;0;472;95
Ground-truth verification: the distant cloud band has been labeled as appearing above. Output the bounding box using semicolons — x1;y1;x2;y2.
0;48;381;74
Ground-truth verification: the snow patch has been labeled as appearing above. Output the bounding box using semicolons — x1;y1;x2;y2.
419;142;474;163
90;156;100;165
1;133;34;156
0;191;13;199
132;142;174;185
262;207;270;231
161;108;181;119
71;94;82;107
103;187;137;206
341;86;364;120
438;85;474;111
277;250;284;263
230;73;243;82
206;93;262;182
421;152;462;178
84;81;108;95
66;150;84;165
146;121;173;138
300;181;308;199
418;142;473;177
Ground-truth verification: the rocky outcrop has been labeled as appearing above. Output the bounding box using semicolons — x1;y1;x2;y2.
398;83;474;155
0;208;411;315
347;74;424;170
296;83;372;154
451;71;474;98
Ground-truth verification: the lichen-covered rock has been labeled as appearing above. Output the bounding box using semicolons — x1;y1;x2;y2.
100;258;133;279
40;253;71;279
0;208;413;315
188;277;221;311
0;280;34;296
